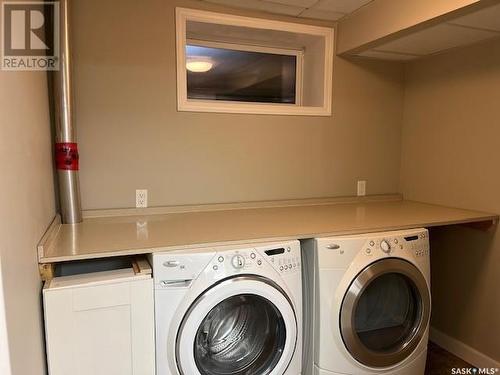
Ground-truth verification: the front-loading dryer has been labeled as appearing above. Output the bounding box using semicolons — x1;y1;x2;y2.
151;240;302;375
302;228;431;375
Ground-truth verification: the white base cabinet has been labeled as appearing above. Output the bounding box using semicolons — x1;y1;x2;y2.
43;260;155;375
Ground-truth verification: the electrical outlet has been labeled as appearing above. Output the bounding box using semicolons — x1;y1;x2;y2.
136;189;148;208
357;180;366;197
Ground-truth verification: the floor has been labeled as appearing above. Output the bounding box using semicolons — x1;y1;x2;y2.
426;341;473;375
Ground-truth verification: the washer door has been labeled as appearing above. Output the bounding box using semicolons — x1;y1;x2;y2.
340;258;430;368
176;276;297;375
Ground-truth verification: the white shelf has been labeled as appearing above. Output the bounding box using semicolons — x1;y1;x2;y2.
38;196;497;264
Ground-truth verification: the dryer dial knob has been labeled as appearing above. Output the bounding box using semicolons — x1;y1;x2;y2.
380;240;391;253
231;255;245;269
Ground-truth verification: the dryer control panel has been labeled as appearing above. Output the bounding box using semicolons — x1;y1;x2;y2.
316;228;429;269
363;230;429;258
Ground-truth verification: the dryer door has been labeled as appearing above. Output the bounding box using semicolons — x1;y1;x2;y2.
176;275;297;375
340;258;430;368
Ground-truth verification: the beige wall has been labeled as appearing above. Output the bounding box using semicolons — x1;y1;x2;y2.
0;257;9;374
0;68;55;374
401;37;500;362
71;0;404;210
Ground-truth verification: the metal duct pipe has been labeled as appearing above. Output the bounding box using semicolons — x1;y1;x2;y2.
53;0;82;223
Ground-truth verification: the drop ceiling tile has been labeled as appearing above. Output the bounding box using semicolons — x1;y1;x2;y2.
263;0;318;8
310;0;372;14
203;0;304;16
358;49;419;61
298;8;345;21
255;1;305;16
202;0;264;10
376;23;499;55
448;3;500;32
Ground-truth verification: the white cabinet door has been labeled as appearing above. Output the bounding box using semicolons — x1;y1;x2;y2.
43;269;155;375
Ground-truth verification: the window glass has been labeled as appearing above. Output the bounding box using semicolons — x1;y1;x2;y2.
194;294;286;375
354;273;421;352
186;45;297;104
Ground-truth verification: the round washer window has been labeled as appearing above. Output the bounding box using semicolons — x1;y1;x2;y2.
194;294;286;375
353;272;421;352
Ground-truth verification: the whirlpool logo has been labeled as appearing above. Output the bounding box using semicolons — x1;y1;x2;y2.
451;368;499;374
1;1;59;70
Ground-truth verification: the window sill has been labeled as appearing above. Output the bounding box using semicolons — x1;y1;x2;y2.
178;99;332;116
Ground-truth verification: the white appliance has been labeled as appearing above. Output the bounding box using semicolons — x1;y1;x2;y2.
151;240;302;375
43;259;155;375
302;228;431;375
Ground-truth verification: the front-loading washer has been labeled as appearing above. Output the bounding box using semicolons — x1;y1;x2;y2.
151;240;302;375
302;228;431;375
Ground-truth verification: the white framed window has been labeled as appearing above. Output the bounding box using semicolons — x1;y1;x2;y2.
186;39;304;106
176;8;334;116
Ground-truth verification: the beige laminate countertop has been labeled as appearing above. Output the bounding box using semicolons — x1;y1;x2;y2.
38;197;498;263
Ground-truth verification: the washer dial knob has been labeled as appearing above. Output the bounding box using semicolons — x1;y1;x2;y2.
231;255;245;269
380;240;391;253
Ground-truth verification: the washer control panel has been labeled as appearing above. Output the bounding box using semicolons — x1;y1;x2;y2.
262;244;301;274
153;252;216;284
210;249;264;274
209;243;302;275
209;243;301;275
153;241;301;287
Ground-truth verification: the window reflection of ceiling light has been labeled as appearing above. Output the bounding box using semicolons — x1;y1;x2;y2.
186;58;213;73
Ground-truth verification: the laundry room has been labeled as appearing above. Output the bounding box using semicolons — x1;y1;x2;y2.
1;0;499;374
